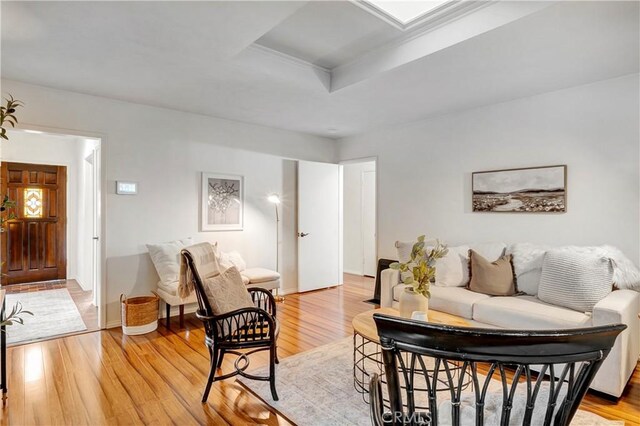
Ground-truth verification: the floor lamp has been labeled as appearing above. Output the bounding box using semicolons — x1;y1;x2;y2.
267;194;284;302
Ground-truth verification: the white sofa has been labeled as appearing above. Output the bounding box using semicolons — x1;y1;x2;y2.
380;243;640;398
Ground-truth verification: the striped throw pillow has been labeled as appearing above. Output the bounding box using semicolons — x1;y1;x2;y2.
538;248;613;313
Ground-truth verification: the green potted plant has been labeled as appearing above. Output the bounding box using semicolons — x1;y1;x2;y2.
390;235;448;319
0;95;23;141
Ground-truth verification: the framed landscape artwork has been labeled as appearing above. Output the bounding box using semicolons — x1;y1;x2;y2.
472;165;566;213
201;172;244;231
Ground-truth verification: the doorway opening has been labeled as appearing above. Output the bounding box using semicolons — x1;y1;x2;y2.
1;129;102;345
341;159;377;298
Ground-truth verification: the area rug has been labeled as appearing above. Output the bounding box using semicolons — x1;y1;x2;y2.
238;337;623;426
5;288;87;345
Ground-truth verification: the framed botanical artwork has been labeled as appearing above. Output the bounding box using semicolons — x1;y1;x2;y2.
201;172;244;231
472;165;567;213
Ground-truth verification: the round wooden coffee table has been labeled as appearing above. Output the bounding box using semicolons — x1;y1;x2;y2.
352;307;471;404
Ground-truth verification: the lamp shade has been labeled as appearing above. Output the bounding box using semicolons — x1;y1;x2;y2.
267;194;281;204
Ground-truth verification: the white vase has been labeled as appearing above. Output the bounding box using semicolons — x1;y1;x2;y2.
399;288;429;319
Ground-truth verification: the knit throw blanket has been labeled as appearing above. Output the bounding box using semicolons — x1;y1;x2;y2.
178;242;219;298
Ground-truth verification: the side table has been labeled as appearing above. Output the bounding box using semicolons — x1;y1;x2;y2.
353;307;472;406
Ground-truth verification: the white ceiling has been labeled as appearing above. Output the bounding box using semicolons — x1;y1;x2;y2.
1;1;638;139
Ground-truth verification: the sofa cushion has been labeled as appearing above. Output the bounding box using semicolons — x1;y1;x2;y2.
393;285;489;319
507;243;550;295
434;245;470;287
157;280;178;296
242;267;280;284
430;286;492;319
473;295;592;329
538;247;613;313
156;286;197;306
468;250;516;296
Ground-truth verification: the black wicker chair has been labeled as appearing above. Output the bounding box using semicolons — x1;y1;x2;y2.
369;313;625;426
181;250;279;403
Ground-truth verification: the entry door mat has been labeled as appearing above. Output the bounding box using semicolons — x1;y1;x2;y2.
5;288;87;345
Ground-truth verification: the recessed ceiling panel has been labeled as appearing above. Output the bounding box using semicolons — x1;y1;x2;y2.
255;1;401;69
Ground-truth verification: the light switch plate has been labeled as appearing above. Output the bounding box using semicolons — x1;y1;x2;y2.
116;181;138;195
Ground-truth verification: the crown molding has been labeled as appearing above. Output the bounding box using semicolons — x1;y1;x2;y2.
248;43;332;75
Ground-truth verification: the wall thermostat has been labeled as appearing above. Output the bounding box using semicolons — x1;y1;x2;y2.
116;181;138;195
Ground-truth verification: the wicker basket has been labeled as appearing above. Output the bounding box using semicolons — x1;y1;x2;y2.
121;293;159;335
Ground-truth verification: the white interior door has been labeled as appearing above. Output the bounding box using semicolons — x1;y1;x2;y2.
298;160;341;292
362;171;377;277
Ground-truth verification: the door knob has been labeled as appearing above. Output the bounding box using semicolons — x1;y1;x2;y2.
298;232;310;237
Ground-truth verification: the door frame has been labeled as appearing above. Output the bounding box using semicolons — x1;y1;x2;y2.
1;162;68;283
339;157;378;278
4;125;107;329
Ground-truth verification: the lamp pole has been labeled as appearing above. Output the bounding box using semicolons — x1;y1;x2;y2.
269;194;284;302
274;201;279;274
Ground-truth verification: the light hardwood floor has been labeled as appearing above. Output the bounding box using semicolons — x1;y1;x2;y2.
0;274;638;425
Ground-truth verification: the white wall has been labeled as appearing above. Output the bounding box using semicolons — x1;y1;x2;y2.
1;79;337;327
338;74;640;265
343;161;376;275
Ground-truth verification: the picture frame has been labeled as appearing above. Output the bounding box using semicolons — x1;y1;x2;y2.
472;165;567;213
201;172;244;231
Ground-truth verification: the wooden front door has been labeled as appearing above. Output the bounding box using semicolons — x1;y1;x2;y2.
1;162;67;284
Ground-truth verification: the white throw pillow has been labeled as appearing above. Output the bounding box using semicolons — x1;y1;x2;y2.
600;245;640;291
434;245;470;287
227;251;247;272
538;248;613;313
469;243;506;262
146;238;193;286
395;239;437;264
507;243;550;295
219;250;247;272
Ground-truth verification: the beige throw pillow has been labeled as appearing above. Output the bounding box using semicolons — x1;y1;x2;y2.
203;266;254;315
468;250;516;296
